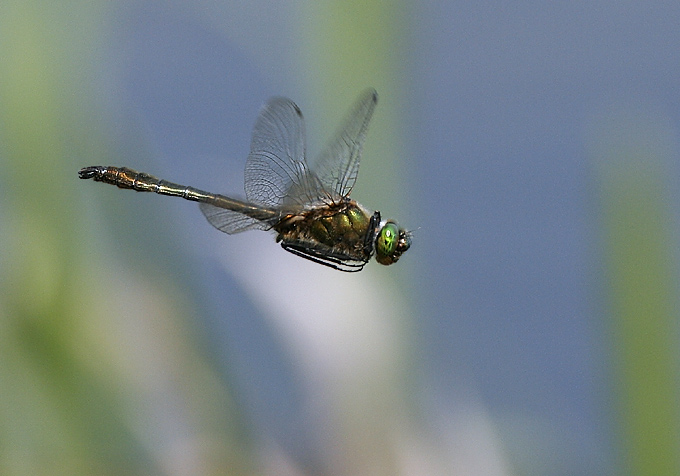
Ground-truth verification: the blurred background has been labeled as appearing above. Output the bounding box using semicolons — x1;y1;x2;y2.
1;1;679;475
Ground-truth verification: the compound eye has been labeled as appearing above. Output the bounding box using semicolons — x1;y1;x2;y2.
375;222;399;264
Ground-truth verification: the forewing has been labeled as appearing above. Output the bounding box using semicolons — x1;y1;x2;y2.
312;88;378;200
244;97;321;208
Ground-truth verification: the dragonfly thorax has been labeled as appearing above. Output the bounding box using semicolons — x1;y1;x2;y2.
274;200;374;263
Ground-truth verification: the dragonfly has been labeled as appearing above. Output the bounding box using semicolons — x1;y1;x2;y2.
79;88;411;272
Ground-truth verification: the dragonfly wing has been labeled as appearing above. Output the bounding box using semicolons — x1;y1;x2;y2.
312;88;378;200
244;97;322;209
199;202;271;234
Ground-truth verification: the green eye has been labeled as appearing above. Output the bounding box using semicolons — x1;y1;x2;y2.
376;222;398;261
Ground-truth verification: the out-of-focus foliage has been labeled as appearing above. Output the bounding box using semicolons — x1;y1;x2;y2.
590;108;680;475
0;3;252;475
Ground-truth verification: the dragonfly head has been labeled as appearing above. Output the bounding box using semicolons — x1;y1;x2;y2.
375;220;411;266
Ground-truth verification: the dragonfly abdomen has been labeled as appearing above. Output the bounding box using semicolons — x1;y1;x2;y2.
79;165;280;225
78;166;212;201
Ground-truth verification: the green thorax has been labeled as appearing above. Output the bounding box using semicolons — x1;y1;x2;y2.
274;200;374;261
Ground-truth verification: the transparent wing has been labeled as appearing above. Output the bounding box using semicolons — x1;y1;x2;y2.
312;88;378;200
199;202;270;234
244;97;323;209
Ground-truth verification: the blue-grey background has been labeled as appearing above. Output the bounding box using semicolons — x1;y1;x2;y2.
1;1;679;475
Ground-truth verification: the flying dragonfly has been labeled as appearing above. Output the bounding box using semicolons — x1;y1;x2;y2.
79;88;411;272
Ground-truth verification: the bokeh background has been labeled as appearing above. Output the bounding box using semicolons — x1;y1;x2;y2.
1;1;679;475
